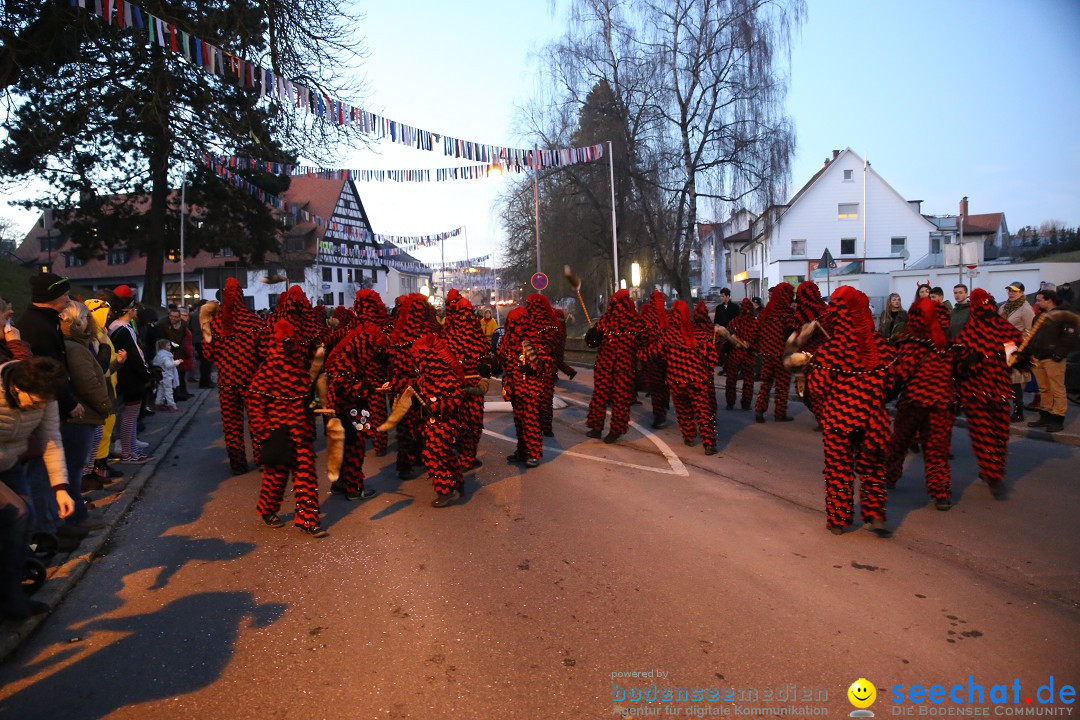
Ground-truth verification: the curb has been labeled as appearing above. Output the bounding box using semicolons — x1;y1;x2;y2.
955;415;1080;448
0;389;213;663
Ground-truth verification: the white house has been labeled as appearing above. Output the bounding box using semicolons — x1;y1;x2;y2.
739;148;937;305
697;209;756;297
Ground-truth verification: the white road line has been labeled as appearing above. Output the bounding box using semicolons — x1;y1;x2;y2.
481;394;690;477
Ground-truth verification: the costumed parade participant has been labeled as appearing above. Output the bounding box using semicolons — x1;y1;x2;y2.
352;289;392;456
387;294;440;479
722;299;759;411
693;301;720;424
653;300;718;455
202;278;264;475
885;298;956;510
249;317;326;537
321;320;387;501
498;306;553;468
380;333;466;506
637;290;670;429
585;289;644;443
789;286;897;537
442;289;490;470
552;308;577;381
525;293;560;438
753;282;796;423
793;281;829;401
953;289;1022;499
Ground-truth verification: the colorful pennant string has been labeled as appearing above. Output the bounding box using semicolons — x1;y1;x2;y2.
72;0;606;170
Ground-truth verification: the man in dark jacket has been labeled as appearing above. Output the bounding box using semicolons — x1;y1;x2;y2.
712;288;739;327
1023;289;1080;433
15;273;82;422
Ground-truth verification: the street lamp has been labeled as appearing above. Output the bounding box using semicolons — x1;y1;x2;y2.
631;261;641;289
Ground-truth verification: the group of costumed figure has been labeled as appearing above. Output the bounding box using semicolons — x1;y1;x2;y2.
200;274;1038;540
200;280;568;537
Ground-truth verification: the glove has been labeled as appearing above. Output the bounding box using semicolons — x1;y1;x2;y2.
585;326;602;348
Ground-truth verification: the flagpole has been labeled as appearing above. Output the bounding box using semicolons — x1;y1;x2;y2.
179;164;186;308
608;140;619;291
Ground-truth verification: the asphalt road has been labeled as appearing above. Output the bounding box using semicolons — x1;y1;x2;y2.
1;369;1077;720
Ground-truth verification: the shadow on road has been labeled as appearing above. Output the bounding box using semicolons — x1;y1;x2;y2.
0;592;286;720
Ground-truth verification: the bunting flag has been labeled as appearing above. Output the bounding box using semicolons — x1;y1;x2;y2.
70;0;608;171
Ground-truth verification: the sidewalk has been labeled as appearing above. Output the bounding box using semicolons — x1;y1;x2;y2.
956;400;1080;448
0;388;213;662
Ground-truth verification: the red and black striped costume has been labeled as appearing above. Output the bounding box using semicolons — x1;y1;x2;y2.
443;289;490;469
953;289;1023;496
637;290;670;427
351;289;392;456
321;305;357;353
409;333;465;497
499;306;554;463
249;319;321;532
885;299;956;503
526;294;561;437
552;308;576;379
586;290;644;439
204;277;265;474
725;299;759;410
793;281;830;408
388;294;440;477
694;301;720;424
657;301;718;450
323;321;388;496
804;287;897;534
754;283;796;420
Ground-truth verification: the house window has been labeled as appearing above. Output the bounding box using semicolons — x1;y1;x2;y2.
891;237;906;254
322;267;333;282
268;293;279;308
107;248;131;265
347;269;353;283
838;203;859;219
64;253;84;268
931;237;942;254
322;293;334;306
791;239;806;257
338;292;345;306
39;236;62;252
336;268;343;283
843;170;853;181
840;238;857;255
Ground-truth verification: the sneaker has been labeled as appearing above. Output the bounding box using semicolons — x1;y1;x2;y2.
934;498;953;511
298;524;328;538
119;453;153;464
602;432;621;444
867;519;892;538
346;488;378;502
329;480;347;495
524;457;540;468
261;513;284;528
585;429;602;439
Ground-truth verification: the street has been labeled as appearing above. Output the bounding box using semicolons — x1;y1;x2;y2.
0;369;1078;720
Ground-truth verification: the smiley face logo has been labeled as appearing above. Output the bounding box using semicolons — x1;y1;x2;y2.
848;678;877;709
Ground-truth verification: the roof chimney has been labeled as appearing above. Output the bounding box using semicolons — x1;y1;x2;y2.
960;196;969;217
832;149;840;159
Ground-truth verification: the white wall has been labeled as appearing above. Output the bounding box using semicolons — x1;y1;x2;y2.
891;262;1080;301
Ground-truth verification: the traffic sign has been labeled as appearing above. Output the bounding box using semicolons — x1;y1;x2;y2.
531;272;549;291
819;248;837;269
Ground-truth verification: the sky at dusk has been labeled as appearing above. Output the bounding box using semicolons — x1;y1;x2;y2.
3;0;1078;268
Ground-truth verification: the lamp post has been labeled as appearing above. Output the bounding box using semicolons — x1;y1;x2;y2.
631;261;641;300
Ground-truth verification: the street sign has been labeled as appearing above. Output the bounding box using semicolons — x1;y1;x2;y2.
819;248;837;269
531;272;549;291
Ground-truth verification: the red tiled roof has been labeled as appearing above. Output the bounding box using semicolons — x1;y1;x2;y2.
697;222;722;240
962;212;1004;235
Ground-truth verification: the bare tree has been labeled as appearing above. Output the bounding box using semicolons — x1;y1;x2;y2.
524;0;804;299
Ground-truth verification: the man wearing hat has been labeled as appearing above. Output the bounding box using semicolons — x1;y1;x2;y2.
999;281;1035;422
15;272;94;540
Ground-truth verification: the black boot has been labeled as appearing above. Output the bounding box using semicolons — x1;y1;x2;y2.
1010;404;1025;423
1027;411;1051;428
1044;414;1065;433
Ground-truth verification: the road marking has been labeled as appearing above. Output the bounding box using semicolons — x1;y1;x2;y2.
482;394;690;477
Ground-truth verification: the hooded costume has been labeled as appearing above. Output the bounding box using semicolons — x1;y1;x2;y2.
409;333;466;503
249;319;324;535
753;282;796;422
322;321;388;498
203;277;265;474
443;290;491;470
388;293;440;478
885;299;956;507
953;289;1023;498
525;293;560;437
724;299;760;410
585;289;645;441
350;289;392;455
637;290;670;428
498;306;554;466
657;301;718;453
803;286;897;535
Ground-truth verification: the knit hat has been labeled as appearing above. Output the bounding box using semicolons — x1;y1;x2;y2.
111;285;136;311
29;272;71;303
